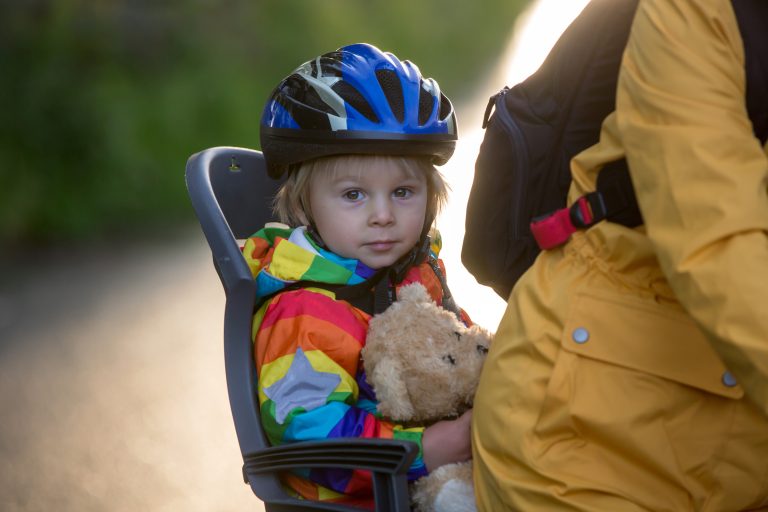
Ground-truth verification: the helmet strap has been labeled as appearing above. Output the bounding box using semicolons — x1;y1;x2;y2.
306;223;328;250
389;234;431;285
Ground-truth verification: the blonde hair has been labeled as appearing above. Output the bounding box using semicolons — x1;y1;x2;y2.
273;154;449;228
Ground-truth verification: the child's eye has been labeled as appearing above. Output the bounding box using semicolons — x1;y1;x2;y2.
393;187;412;199
343;190;363;201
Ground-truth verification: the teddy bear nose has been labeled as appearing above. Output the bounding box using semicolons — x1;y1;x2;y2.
442;354;456;365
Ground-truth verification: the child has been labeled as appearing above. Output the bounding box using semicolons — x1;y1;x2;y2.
242;43;473;507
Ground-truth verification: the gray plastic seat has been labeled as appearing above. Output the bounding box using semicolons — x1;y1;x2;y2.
185;146;417;511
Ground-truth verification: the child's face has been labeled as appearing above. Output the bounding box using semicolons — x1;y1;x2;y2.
308;158;428;269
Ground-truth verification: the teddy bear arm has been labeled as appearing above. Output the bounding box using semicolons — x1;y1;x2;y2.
369;357;416;422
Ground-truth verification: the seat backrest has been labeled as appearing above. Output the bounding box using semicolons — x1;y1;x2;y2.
185;146;290;499
185;147;417;512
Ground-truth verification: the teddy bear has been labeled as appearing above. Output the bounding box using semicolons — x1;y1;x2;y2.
362;282;493;512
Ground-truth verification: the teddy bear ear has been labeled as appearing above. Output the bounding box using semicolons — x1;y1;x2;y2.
397;283;433;305
370;358;415;421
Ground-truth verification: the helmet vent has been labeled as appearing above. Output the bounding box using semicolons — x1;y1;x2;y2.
376;69;405;123
438;93;452;121
318;53;343;77
418;86;434;125
332;82;379;123
285;74;336;116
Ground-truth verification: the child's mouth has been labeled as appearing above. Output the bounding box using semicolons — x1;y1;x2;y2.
366;241;396;251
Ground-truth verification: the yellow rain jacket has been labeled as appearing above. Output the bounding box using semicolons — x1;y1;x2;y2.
473;0;768;510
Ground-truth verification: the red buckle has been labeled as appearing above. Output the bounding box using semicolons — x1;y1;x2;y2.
530;197;594;250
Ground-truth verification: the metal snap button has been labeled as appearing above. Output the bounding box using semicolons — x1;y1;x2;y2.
572;327;589;344
722;371;738;388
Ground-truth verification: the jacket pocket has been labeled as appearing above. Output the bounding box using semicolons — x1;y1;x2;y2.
529;291;744;510
561;291;743;399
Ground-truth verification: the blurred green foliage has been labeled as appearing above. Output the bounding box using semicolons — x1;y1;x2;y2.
0;0;525;246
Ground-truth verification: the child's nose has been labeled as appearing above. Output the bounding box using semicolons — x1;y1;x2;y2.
369;197;395;226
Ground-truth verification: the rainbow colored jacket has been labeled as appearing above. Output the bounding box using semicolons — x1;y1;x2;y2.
243;225;467;507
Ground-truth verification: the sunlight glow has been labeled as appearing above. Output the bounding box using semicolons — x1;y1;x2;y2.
504;0;591;86
437;0;590;331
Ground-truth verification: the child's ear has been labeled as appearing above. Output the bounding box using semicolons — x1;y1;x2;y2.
294;203;310;227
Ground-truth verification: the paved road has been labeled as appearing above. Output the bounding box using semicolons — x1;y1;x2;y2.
0;230;263;512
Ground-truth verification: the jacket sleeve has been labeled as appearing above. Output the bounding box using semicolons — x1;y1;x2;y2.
616;0;768;412
253;288;428;494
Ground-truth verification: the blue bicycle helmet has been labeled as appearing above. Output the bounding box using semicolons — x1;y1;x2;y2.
260;43;458;178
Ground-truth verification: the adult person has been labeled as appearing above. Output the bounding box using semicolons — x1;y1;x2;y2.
472;0;768;509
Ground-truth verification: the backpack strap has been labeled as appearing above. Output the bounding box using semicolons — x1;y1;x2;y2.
254;267;393;315
530;158;641;249
732;0;768;145
532;0;767;251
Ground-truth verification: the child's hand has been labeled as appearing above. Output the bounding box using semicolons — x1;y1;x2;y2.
422;409;473;472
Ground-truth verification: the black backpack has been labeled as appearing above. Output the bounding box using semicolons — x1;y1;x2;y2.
462;0;768;299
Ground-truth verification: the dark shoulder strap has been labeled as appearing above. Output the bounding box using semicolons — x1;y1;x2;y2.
255;270;385;315
732;0;768;145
